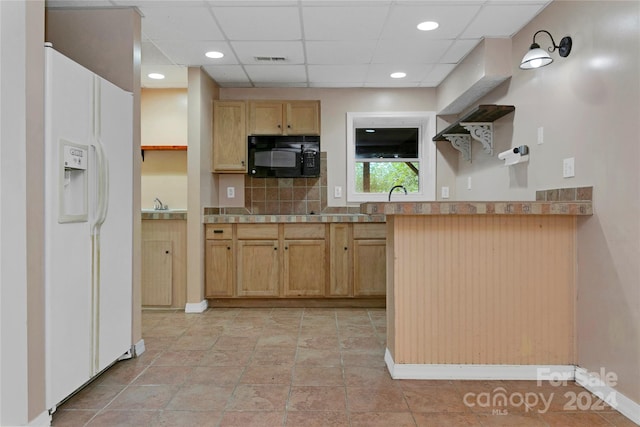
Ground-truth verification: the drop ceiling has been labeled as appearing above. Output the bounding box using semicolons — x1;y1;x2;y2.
45;0;551;89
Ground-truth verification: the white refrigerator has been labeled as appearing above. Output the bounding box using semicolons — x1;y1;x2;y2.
44;44;133;411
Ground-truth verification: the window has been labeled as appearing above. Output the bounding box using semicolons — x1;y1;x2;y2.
346;112;436;202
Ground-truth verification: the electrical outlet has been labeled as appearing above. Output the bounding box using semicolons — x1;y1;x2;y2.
563;158;575;178
226;186;235;198
441;186;450;199
537;126;544;144
334;186;342;198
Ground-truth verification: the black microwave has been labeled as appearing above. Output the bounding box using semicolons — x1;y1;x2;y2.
248;135;320;178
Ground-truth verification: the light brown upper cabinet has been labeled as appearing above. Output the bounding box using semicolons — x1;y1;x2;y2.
248;100;320;135
212;101;247;173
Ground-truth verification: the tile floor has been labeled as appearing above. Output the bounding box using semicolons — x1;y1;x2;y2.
52;308;636;426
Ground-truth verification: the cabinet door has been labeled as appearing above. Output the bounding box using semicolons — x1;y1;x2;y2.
283;239;326;297
205;240;234;297
142;240;173;306
212;101;247;172
248;101;284;135
286;101;320;135
353;239;386;296
329;224;351;296
237;240;280;296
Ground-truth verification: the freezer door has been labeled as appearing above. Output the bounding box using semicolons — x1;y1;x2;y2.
44;46;94;409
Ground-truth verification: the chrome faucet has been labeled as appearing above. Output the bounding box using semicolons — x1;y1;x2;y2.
388;185;407;201
153;198;168;210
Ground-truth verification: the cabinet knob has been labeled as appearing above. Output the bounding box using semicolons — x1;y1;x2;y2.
165;250;170;254
344;247;348;251
285;246;288;250
227;246;231;250
287;124;291;128
274;247;278;250
277;124;281;128
241;160;245;166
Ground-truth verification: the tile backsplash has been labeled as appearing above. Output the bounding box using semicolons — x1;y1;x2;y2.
220;152;331;215
536;186;593;202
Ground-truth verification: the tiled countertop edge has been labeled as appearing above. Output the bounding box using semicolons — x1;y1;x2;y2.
360;201;592;216
203;214;386;223
141;211;187;220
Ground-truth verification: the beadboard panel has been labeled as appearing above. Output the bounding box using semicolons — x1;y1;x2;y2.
388;215;576;365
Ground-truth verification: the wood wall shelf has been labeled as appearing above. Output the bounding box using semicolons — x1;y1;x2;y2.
433;104;515;162
141;145;187;161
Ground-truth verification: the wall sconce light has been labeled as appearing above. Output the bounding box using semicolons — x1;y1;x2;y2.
520;30;572;69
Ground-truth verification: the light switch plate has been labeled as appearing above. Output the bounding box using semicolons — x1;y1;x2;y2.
334;186;342;198
226;187;235;198
563;158;575;178
441;186;450;199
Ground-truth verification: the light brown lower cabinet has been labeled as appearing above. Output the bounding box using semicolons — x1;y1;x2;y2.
142;219;187;308
353;223;387;296
204;222;385;300
236;240;280;297
282;224;326;297
204;240;233;297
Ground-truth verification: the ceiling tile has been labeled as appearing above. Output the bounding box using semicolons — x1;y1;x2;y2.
372;39;453;64
302;5;390;40
212;6;301;40
366;64;429;83
140;6;223;41
461;3;548;38
307;65;369;82
202;65;251;84
244;64;308;84
141;41;175;66
381;4;482;40
154;40;238;65
231;41;305;65
306;41;378;64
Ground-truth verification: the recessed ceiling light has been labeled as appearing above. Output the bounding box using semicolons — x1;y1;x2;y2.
390;72;406;79
205;51;224;59
417;21;439;31
148;73;165;80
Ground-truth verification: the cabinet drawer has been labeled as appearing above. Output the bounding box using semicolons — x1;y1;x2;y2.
283;224;325;239
205;224;233;240
353;223;386;239
237;224;279;239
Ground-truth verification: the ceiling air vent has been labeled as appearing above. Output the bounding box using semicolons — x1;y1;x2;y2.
254;56;287;62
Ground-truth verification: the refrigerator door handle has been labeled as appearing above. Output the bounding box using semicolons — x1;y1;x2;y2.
92;137;109;233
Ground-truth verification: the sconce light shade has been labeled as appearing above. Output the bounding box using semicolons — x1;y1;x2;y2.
520;30;572;70
520;44;553;69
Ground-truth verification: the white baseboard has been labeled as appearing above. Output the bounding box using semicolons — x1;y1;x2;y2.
185;299;208;313
134;339;146;357
575;366;640;425
28;410;51;426
384;350;640;425
384;349;574;380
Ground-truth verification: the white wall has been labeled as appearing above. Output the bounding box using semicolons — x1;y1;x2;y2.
446;0;640;406
0;1;47;425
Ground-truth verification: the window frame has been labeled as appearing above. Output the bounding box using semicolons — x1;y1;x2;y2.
346;111;436;203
